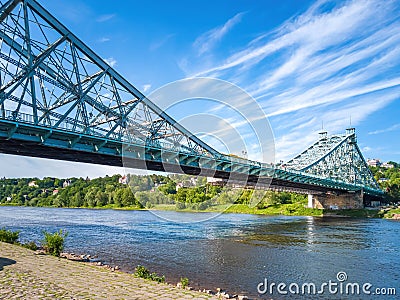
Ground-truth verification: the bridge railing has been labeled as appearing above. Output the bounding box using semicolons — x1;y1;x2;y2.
1;109;104;136
0;109;384;196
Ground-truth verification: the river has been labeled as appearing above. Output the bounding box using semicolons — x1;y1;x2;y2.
0;206;398;299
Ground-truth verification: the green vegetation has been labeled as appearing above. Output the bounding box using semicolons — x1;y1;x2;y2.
325;209;382;218
0;175;151;209
381;208;400;219
22;241;38;251
222;203;323;216
180;277;189;289
0;161;398;218
133;265;165;283
42;229;68;256
370;161;400;202
0;227;19;244
0;227;67;254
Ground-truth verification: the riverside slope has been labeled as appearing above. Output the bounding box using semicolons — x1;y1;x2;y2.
0;242;216;299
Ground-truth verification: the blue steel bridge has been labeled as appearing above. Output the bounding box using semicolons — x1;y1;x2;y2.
0;0;384;205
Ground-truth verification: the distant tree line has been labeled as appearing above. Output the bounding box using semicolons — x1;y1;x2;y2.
0;175;143;208
0;173;309;210
2;161;397;211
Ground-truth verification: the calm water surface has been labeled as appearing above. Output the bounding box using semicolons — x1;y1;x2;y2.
0;207;399;299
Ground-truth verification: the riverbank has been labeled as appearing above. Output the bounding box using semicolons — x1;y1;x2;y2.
0;241;219;299
151;203;398;219
3;202;399;219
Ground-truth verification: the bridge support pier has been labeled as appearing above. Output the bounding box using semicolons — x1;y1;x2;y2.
307;194;313;208
307;191;364;209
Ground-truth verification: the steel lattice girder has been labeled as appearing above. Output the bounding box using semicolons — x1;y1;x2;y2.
0;0;384;198
0;0;220;159
284;129;381;192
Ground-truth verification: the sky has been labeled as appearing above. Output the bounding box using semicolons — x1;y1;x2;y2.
1;0;400;178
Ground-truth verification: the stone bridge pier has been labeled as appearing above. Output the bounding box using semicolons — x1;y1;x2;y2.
307;190;364;209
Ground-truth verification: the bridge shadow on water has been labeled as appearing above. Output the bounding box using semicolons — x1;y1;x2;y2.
0;257;16;271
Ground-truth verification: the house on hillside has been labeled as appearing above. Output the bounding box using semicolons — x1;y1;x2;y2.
119;175;128;184
28;181;38;187
382;162;394;169
63;180;71;188
367;159;381;167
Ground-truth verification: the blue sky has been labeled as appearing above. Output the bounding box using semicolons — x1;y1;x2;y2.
1;0;400;178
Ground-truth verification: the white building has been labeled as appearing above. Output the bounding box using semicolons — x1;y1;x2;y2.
119;175;128;184
382;162;394;169
367;159;381;167
28;181;38;187
63;180;71;188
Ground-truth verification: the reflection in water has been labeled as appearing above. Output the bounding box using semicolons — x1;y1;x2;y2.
0;207;398;299
306;216;316;251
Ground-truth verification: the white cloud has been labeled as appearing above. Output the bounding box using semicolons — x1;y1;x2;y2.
98;37;110;43
363;146;372;152
143;84;151;93
104;57;117;67
181;0;400;161
369;123;400;135
193;12;244;55
193;0;387;77
150;34;175;51
96;14;116;23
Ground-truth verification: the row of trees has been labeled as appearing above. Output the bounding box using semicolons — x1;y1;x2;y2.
3;160;398;211
0;173;309;210
0;175;144;208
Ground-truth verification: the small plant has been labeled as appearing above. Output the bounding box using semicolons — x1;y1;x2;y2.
180;277;189;289
42;229;68;256
0;228;19;244
134;265;151;278
150;273;165;283
22;241;38;251
134;265;165;283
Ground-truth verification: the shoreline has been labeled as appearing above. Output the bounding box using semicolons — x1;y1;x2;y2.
1;207;398;299
0;241;227;299
1;202;396;219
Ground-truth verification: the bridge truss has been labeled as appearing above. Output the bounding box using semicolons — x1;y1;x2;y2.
0;0;218;159
284;129;380;190
0;0;384;199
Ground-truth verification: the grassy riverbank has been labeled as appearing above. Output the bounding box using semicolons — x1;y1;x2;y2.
0;241;217;299
152;203;400;219
1;173;398;219
151;203;323;216
3;201;400;219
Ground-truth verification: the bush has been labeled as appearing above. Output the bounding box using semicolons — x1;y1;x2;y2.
198;201;209;210
145;202;154;209
175;202;186;210
22;241;38;251
42;229;68;256
0;228;19;244
180;277;189;288
134;265;165;283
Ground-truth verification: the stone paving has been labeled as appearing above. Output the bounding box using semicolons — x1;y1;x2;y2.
0;242;218;299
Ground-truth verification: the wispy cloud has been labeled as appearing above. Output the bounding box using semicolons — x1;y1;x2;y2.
98;37;110;43
104;57;117;67
96;14;116;23
369;123;400;135
182;0;400;161
193;12;245;55
150;34;175;51
143;84;151;93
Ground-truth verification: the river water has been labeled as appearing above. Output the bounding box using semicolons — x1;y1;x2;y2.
0;206;399;299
